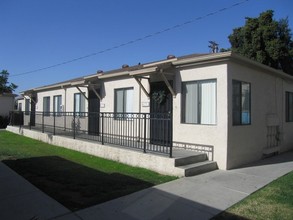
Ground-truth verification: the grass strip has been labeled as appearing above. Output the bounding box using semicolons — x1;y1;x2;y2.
212;171;293;220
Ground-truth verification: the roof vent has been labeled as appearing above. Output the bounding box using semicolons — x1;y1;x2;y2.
122;64;129;68
167;55;176;59
97;70;103;74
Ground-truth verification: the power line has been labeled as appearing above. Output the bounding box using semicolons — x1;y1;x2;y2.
11;0;249;77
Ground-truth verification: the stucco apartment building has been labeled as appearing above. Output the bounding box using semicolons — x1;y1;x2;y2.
17;51;293;170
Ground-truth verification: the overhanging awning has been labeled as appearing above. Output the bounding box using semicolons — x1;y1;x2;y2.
71;78;102;100
129;66;176;98
89;84;102;100
129;67;159;98
22;90;37;103
70;80;86;87
159;69;176;97
129;66;159;77
86;79;102;100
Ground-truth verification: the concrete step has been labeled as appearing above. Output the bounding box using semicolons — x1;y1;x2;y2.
178;160;218;177
174;153;208;167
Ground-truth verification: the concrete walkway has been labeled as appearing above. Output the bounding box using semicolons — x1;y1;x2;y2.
1;151;293;220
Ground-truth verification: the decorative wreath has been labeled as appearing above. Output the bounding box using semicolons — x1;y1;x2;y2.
152;90;166;104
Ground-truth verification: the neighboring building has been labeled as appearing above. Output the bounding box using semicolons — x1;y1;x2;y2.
15;95;24;111
0;93;17;116
18;52;293;170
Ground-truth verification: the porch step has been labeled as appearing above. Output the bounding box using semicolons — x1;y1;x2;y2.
174;153;208;167
178;161;218;177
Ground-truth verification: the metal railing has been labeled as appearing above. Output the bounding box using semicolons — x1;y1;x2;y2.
10;111;173;157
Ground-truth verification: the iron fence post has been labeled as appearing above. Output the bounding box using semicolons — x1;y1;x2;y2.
64;112;67;131
21;111;24;127
143;113;147;153
29;111;31;130
42;112;44;133
53;112;56;135
169;112;173;158
19;112;21;130
101;113;104;145
73;112;76;139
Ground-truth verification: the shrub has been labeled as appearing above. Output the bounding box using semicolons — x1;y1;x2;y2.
0;115;9;128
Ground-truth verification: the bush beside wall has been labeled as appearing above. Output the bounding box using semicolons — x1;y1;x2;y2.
0;116;9;128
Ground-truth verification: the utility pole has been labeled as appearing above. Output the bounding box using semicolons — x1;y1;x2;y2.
208;41;219;53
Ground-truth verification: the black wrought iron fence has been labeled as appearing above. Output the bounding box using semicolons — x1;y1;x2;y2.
9;111;173;157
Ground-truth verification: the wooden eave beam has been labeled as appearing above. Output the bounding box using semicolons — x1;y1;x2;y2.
134;77;150;98
24;94;37;104
89;85;102;100
75;86;88;100
160;70;176;97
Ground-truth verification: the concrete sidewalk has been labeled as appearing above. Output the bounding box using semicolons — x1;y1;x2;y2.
0;162;73;220
1;151;293;220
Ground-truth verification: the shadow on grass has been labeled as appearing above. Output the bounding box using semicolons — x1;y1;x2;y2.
3;156;153;211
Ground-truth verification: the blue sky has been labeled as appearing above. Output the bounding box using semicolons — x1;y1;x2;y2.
1;0;293;94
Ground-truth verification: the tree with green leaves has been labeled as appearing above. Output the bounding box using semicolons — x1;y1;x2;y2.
229;10;293;75
0;70;18;93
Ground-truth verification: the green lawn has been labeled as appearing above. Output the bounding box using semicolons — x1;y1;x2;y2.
212;171;293;220
0;131;177;210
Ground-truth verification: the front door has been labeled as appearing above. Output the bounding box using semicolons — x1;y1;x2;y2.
150;81;172;146
88;89;100;135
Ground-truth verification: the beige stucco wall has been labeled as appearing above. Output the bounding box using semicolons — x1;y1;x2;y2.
35;87;88;112
33;76;151;114
227;62;293;169
100;76;151;139
25;87;88;130
0;95;15;116
279;81;293;153
101;76;150;113
173;63;229;169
